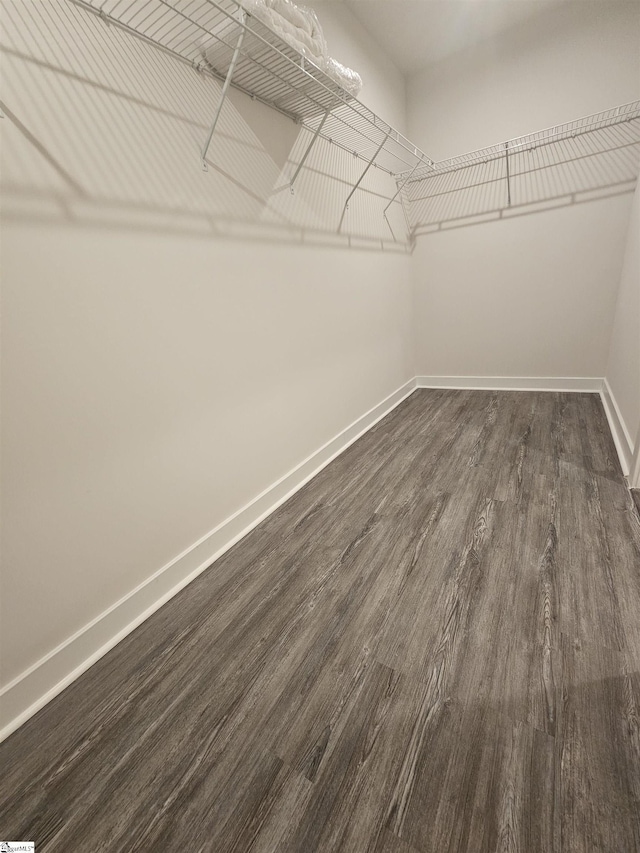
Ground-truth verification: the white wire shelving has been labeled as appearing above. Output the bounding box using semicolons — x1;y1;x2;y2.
20;1;640;245
404;101;640;234
69;0;432;237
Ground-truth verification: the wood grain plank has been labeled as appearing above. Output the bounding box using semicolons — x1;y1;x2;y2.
280;662;426;853
558;461;628;652
387;703;557;853
559;635;640;852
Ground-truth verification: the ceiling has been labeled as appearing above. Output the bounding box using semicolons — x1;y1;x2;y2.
342;0;562;75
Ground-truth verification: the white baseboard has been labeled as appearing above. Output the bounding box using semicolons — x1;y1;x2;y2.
600;378;634;476
416;375;603;392
0;378;417;744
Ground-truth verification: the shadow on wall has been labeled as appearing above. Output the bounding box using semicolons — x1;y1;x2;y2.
0;0;410;253
406;110;640;236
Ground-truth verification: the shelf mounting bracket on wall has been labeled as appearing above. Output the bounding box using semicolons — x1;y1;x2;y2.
201;9;247;171
289;109;330;192
504;140;511;206
338;131;391;232
382;156;423;238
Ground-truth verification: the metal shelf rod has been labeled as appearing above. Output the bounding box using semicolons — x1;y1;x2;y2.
505;141;511;206
290;109;330;189
201;9;246;167
338;130;390;232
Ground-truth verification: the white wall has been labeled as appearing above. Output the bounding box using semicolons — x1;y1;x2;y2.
605;178;640;478
408;2;640;162
408;1;640;380
0;0;411;731
412;196;634;379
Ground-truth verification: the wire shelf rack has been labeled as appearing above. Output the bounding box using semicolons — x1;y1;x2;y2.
70;0;432;180
405;101;640;233
8;0;636;246
405;102;640;181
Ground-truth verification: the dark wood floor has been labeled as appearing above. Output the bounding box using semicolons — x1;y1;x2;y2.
2;389;640;852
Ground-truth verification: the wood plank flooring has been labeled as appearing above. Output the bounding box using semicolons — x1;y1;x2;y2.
1;389;640;852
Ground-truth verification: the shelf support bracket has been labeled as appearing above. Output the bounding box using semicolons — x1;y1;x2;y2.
505;141;511;206
382;158;422;239
338;131;390;232
290;109;330;191
201;12;247;170
383;213;396;241
383;159;420;218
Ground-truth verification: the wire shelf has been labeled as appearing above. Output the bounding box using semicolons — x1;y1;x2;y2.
405;102;640;233
70;0;432;179
406;102;640;181
9;1;636;245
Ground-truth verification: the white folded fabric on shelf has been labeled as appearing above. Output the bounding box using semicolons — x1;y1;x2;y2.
241;0;327;61
323;56;363;99
241;0;363;97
